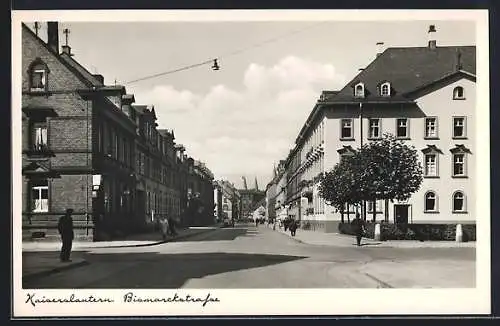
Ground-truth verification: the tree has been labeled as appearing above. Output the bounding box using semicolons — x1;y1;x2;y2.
318;155;363;223
319;133;423;223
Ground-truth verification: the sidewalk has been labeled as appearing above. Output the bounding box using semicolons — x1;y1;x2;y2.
275;226;476;248
22;226;219;281
22;226;219;252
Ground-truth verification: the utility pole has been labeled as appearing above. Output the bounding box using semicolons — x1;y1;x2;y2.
34;22;40;36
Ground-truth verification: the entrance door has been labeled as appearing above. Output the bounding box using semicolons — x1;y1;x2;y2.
394;204;409;224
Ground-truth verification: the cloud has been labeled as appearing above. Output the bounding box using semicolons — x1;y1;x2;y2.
137;56;346;187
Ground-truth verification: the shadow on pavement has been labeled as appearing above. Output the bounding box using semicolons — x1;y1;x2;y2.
175;227;254;242
23;251;307;289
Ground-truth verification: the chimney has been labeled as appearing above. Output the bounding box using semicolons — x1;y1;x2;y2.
93;74;104;84
61;45;72;55
376;42;384;57
428;24;437;49
47;22;59;53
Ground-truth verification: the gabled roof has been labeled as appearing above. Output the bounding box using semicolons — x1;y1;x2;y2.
326;46;476;103
59;52;104;87
21;23;94;88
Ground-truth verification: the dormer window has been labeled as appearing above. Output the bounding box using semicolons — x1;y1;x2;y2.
453;86;465;100
29;58;49;92
354;82;365;98
380;82;391;97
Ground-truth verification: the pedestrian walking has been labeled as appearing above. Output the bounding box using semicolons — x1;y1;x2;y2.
352;213;366;246
168;216;178;236
58;208;74;262
255;219;259;227
289;219;298;237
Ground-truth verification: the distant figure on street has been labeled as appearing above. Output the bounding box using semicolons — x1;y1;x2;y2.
255;219;259;227
58;208;74;262
168;217;178;236
160;217;169;240
352;213;366;246
289;219;298;237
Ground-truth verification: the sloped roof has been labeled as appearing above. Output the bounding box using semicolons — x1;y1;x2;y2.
59;52;104;87
326;46;476;102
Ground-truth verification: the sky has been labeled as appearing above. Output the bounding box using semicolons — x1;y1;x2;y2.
27;19;476;189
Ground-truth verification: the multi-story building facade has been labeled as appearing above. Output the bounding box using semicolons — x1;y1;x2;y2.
239;189;266;220
271;30;476;232
185;159;215;226
21;22;214;241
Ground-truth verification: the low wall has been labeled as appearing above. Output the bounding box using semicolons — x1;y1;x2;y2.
337;222;476;241
299;220;340;233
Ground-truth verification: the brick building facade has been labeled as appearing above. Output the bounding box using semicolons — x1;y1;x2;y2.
21;22;214;241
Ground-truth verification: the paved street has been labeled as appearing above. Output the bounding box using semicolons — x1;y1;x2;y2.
23;223;475;289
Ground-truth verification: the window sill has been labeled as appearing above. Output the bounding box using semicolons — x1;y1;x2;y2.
25;90;51;96
453;97;466;101
340;137;355;141
424;137;439;140
452;136;468;140
424;210;440;214
423;175;440;179
452;211;468;214
452;175;468;179
367;137;382;141
396;137;411;140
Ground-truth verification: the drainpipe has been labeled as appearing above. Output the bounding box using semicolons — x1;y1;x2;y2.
359;102;366;221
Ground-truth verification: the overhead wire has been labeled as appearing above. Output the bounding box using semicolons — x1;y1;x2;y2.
122;21;328;85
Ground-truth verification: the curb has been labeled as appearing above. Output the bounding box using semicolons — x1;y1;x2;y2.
23;260;90;283
80;227;220;249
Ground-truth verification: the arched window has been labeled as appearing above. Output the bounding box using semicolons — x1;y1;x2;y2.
453;86;465;100
354;82;365;98
380;82;391;96
424;191;438;212
453;191;466;212
28;58;49;92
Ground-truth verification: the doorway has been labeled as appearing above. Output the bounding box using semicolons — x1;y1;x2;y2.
394;204;410;224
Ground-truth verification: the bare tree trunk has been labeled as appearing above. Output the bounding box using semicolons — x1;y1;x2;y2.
372;199;376;222
384;199;389;222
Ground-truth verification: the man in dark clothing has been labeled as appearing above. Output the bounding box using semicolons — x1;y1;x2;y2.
58;208;74;262
289;219;298;236
352;213;365;246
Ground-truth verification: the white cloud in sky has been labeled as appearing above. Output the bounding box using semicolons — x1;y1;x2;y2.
137;55;346;187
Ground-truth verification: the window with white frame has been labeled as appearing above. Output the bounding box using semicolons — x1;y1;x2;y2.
453;191;466;212
453;86;465;100
367;200;382;213
31;179;48;213
424;191;438;212
453;153;466;177
380;82;391;97
368;118;381;138
29;60;49;92
354;83;365;98
396;118;409;138
32;122;48;152
453;117;466;138
341;119;353;139
425;117;438;138
424;153;438;177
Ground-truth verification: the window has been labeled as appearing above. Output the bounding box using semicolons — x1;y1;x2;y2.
425;117;438;138
380;82;391;97
453;117;466;138
453;153;466;177
29;59;49;92
424;153;438;177
354;83;365;98
341;119;353;139
453;86;465;100
452;191;466;212
31;179;48;212
368;118;381;138
396;118;409;138
114;133;119;159
32;123;48;152
367;200;382;213
424;191;438;212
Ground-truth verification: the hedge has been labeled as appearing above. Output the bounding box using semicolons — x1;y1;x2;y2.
338;222;476;241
